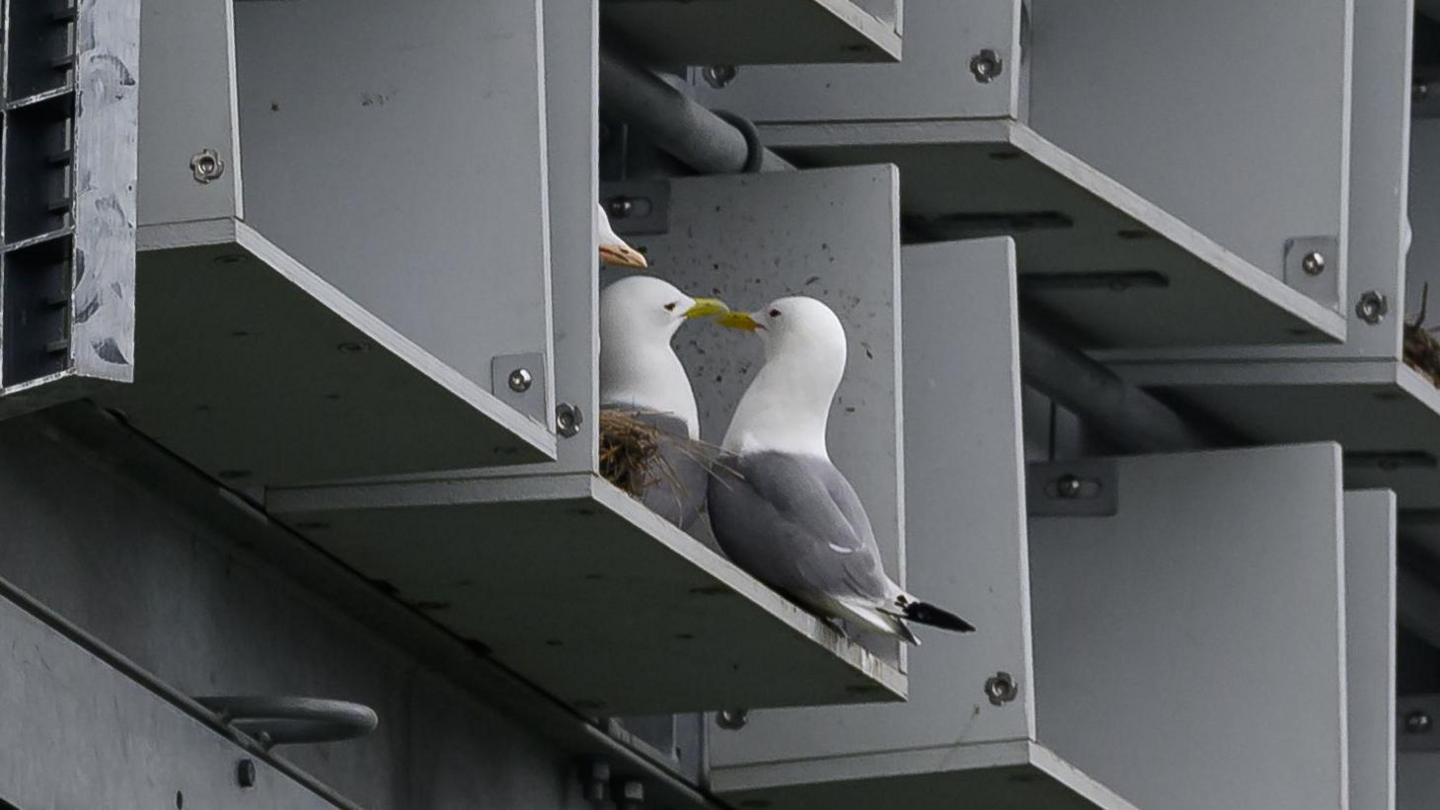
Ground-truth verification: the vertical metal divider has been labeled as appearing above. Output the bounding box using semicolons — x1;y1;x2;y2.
1;0;11;389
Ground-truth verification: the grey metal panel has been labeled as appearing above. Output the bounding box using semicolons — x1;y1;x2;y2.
1030;444;1348;810
614;165;904;663
1106;357;1440;509
762;119;1346;348
94;219;553;486
266;471;906;714
543;0;599;471
1029;0;1352;287
232;0;552;399
601;0;902;65
1345;490;1397;810
707;239;1034;782
1399;752;1440;810
136;0;243;225
0;591;346;810
689;0;1020;120
1092;0;1410;364
712;740;1139;810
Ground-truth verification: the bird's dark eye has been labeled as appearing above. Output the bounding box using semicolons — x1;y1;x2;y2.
664;302;678;311
768;308;782;318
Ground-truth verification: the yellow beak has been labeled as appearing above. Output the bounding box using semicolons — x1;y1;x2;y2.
714;311;763;331
683;297;731;319
599;242;649;269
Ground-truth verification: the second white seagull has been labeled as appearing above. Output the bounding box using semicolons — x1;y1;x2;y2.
710;296;975;644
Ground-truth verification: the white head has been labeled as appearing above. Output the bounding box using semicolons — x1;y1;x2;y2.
597;203;648;269
717;296;848;458
599;276;729;436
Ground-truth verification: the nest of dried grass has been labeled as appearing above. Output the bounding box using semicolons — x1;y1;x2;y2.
598;409;667;497
1405;283;1440;387
598;409;733;501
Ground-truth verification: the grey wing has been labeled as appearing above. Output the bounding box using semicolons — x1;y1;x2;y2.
707;451;892;605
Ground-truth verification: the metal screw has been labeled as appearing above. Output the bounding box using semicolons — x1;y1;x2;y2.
582;760;611;803
1301;251;1326;276
702;65;739;89
605;196;634;220
556;403;583;438
984;672;1019;706
716;708;749;730
1054;474;1083;499
617;780;645;810
507;368;533;393
1416;82;1431;103
1406;710;1433;734
190;149;225;184
1356;291;1389;325
970;49;1003;83
236;758;257;789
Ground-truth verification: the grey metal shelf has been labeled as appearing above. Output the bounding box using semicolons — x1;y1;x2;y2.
94;219;554;487
600;0;902;65
711;740;1138;810
266;471;907;716
760;119;1346;349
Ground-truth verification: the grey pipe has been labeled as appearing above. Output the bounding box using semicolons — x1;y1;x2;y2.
1019;321;1215;453
599;48;1211;454
598;48;792;174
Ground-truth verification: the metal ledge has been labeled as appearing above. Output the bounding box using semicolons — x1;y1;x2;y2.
710;740;1138;810
760;118;1347;349
266;471;907;716
601;0;901;65
94;218;555;487
1104;357;1440;509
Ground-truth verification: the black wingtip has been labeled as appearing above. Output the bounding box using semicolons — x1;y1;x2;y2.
904;601;976;633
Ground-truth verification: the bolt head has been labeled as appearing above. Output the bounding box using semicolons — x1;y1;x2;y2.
970;49;1003;83
1301;251;1326;276
985;672;1019;705
1055;474;1083;499
190;149;225;184
507;368;533;393
556;403;583;438
236;758;257;789
1356;291;1389;325
606;197;634;220
1417;82;1432;102
1407;710;1433;734
716;708;749;730
702;64;739;89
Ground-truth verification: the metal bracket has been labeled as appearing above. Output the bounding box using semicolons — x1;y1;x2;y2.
491;352;547;423
1282;236;1340;310
1026;459;1118;517
599;180;671;236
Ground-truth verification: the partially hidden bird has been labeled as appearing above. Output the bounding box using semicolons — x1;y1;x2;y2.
599;276;729;528
597;203;649;269
709;296;975;644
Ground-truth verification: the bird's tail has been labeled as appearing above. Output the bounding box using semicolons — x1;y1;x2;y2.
900;598;976;634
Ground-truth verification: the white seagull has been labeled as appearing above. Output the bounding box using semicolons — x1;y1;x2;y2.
597;203;649;269
709;297;974;644
599;276;729;527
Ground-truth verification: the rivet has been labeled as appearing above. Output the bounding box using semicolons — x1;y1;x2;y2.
190;149;225;184
1356;291;1389;325
556;403;584;438
716;708;749;730
1302;251;1326;276
702;65;739;89
605;197;635;220
1406;710;1433;734
1054;474;1083;499
984;672;1019;705
970;49;1003;83
508;368;533;393
1416;82;1431;103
